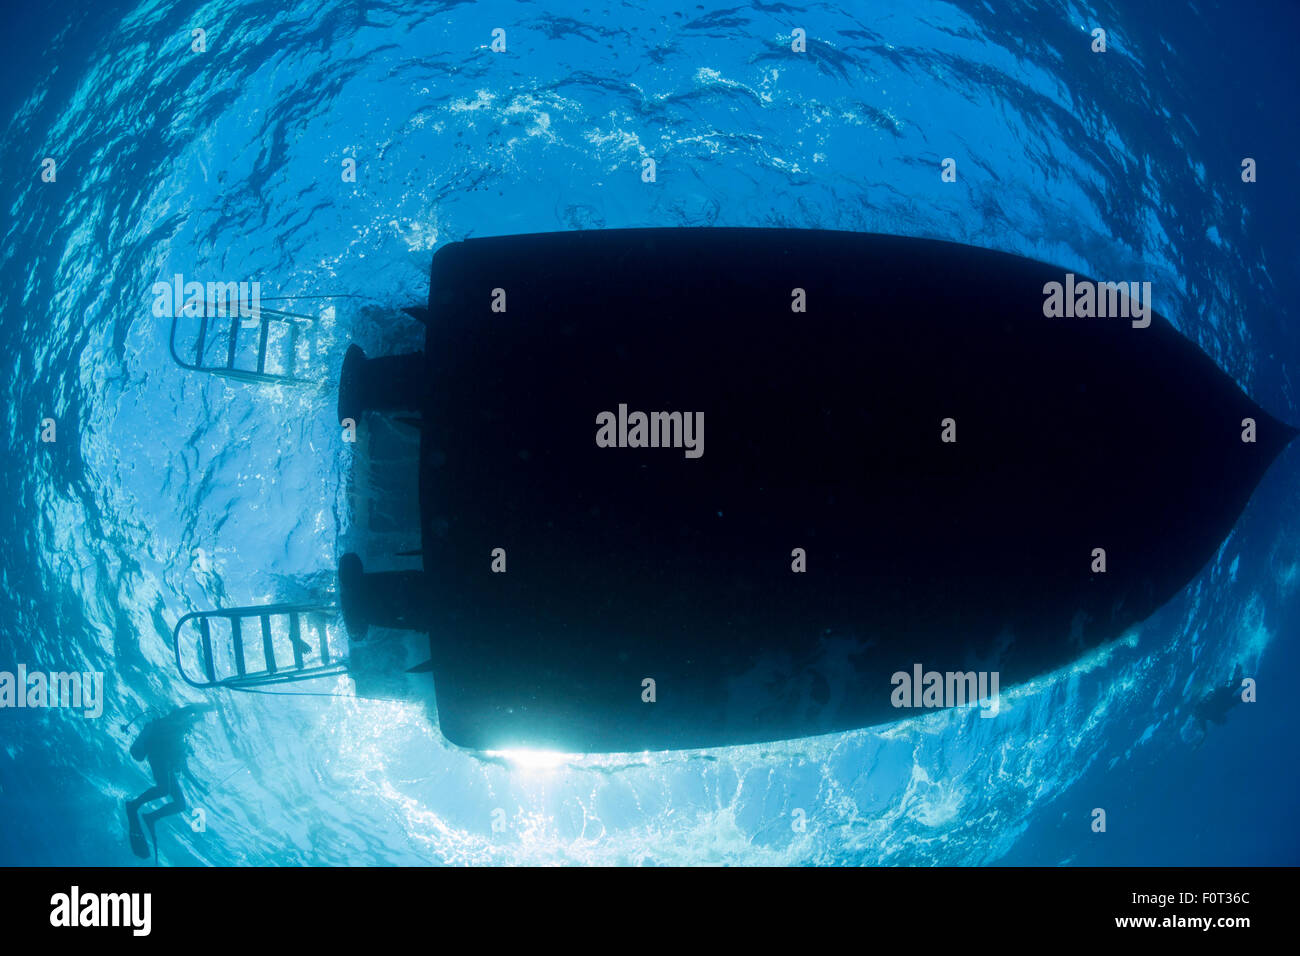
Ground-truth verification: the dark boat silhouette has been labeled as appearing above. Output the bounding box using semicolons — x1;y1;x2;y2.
170;228;1296;753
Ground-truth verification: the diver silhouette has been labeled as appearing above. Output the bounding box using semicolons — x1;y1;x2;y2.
1190;663;1246;747
124;703;214;860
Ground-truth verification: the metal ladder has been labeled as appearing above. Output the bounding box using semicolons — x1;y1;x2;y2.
173;604;347;690
168;299;319;385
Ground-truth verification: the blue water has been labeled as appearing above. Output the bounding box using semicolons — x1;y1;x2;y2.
2;0;1297;866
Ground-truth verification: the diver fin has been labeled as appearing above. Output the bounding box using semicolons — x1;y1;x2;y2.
146;816;160;863
402;306;431;325
407;659;436;674
126;807;149;859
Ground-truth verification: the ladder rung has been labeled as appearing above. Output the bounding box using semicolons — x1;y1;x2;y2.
260;615;276;674
318;617;331;665
233;621;246;677
200;618;215;683
195;314;209;366
256;317;270;374
226;317;240;370
290;613;304;670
